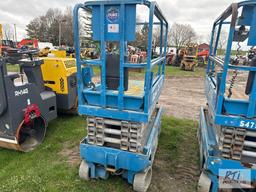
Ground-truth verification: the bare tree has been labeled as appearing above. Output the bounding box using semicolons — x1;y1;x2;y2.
153;27;161;48
207;30;228;55
218;30;228;54
130;23;149;51
197;35;204;45
62;7;73;46
26;7;74;46
169;23;197;49
2;24;14;41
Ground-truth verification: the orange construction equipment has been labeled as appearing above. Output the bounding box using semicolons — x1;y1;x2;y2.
197;50;209;66
17;38;39;49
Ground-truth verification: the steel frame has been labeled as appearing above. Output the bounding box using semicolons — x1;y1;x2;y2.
206;1;256;128
200;1;256;191
80;106;163;184
73;0;168;123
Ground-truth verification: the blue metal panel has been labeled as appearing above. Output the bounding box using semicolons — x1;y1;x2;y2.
92;4;136;41
124;4;136;41
207;156;256;181
238;5;253;26
100;4;107;107
80;140;150;172
78;105;149;122
82;67;93;85
92;5;100;41
248;6;256;45
118;3;125;110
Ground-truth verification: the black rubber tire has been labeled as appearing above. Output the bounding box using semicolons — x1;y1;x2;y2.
192;65;195;72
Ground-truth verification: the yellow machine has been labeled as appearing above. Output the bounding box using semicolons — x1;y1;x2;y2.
39;47;51;57
180;43;198;71
39;49;75;58
41;57;78;113
51;50;67;58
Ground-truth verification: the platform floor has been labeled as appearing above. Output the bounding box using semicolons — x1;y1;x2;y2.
111;80;144;97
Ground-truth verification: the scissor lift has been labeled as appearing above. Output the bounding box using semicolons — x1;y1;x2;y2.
73;1;168;191
198;1;256;191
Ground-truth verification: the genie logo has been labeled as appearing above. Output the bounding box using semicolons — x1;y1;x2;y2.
107;7;119;23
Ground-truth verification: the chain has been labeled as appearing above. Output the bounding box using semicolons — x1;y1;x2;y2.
228;41;241;98
228;70;238;98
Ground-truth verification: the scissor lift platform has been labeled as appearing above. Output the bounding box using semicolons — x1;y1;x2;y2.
198;1;256;191
73;0;168;191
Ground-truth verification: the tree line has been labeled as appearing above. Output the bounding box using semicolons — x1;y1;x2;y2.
26;7;73;46
24;7;200;49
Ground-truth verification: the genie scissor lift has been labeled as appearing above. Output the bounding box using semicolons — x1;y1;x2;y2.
198;1;256;191
73;0;168;191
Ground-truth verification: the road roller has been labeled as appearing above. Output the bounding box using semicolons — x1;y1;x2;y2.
41;57;78;113
0;48;57;152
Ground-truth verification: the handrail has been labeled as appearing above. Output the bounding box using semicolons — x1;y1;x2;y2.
209;56;256;71
214;3;238;27
73;0;168;117
151;56;165;68
81;57;165;68
84;0;144;6
124;63;147;68
229;65;256;71
209;56;224;68
81;59;101;66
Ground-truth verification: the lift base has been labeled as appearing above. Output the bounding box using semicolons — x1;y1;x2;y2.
79;107;163;192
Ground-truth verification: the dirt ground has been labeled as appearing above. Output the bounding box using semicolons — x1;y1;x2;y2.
60;76;205;192
151;76;205;192
159;77;206;120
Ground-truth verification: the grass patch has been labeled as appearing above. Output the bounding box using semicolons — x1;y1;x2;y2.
159;116;198;162
165;66;205;78
6;64;20;72
157;116;199;191
92;66;204;79
0;115;198;192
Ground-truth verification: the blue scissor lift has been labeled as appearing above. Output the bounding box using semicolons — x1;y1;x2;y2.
198;1;256;191
73;1;168;191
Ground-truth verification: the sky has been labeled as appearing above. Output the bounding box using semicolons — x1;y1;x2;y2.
0;0;238;42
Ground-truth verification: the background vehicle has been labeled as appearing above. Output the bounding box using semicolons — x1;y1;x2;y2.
180;43;198;71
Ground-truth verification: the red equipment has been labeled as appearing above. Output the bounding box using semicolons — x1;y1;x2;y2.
197;50;209;57
17;38;39;49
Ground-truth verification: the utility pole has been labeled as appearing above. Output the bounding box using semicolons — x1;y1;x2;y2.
0;24;2;56
59;19;66;47
14;24;17;43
